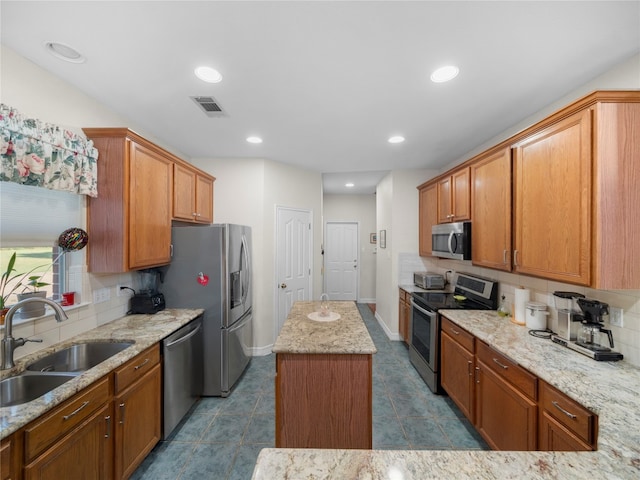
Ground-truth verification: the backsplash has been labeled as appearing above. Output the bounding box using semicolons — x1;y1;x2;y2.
399;253;640;367
7;268;136;362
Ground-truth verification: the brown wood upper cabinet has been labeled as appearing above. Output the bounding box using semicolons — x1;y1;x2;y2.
418;183;438;256
173;162;215;224
471;147;512;271
513;109;592;286
437;167;470;223
83;128;174;273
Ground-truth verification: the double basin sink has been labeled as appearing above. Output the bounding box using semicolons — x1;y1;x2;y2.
0;341;133;408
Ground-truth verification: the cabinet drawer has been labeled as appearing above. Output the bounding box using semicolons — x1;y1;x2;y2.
441;317;475;353
540;381;596;446
476;341;537;400
114;344;160;393
24;376;110;461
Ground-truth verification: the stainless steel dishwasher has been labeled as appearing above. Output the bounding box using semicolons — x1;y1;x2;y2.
162;315;203;439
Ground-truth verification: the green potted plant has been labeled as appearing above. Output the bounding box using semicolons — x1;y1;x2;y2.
0;252;50;322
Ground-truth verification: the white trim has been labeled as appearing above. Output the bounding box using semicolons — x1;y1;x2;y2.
358;297;376;304
375;311;402;341
249;344;274;357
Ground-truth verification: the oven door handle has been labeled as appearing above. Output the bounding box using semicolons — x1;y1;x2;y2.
411;299;435;318
411;298;436;317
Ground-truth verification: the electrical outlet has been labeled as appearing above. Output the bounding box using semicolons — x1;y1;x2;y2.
93;287;111;304
610;307;624;327
117;284;133;296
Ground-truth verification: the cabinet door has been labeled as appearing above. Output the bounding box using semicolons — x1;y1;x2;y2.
441;331;475;423
24;403;112;480
471;148;512;271
398;290;407;343
115;363;161;480
173;163;197;221
513;109;592;285
128;142;173;269
437;177;452;223
451;167;470;221
195;174;214;223
475;358;537;451
539;411;593;451
418;183;437;256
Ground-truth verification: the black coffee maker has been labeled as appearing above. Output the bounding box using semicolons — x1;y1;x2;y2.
570;298;623;361
129;269;166;314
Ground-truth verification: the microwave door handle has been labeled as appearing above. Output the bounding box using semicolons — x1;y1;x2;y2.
448;231;456;255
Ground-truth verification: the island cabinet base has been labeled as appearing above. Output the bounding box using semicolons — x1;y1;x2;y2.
275;353;373;449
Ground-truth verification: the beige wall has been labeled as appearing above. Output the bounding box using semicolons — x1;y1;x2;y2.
190;157;323;353
1;45;160;360
323;194;377;302
375;169;436;338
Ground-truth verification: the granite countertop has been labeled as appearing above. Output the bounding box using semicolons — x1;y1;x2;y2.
272;301;376;355
398;283;452;294
253;310;640;479
0;308;203;439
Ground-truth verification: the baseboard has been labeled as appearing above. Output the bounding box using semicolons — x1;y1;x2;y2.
358;297;375;304
250;344;274;356
374;311;402;341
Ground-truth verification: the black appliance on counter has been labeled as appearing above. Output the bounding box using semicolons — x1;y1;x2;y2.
409;272;498;394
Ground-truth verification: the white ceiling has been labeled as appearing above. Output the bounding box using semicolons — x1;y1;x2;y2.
2;1;639;194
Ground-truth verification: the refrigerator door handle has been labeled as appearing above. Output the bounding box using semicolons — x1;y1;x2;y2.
228;312;251;334
241;234;250;305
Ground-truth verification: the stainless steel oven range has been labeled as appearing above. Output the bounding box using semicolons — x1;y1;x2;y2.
409;273;498;394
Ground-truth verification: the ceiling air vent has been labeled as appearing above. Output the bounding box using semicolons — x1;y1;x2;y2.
191;96;226;117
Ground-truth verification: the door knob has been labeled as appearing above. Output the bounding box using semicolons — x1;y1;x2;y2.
280;283;287;289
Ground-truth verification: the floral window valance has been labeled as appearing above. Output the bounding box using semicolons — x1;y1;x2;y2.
0;104;98;197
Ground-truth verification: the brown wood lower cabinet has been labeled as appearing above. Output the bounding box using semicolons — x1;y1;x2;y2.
275;353;372;449
398;289;411;344
440;315;597;452
24;403;113;480
475;356;537;451
538;380;597;451
440;321;475;423
5;343;162;480
114;347;162;480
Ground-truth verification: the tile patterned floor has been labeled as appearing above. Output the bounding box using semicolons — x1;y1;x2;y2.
132;303;487;479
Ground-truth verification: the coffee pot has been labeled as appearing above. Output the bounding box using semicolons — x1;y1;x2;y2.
576;298;615;351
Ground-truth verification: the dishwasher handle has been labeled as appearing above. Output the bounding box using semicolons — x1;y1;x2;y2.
165;322;202;349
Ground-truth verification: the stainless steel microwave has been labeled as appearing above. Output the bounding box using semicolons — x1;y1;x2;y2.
432;221;471;260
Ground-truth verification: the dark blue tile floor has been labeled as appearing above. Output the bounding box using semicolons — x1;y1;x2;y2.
132;303;487;479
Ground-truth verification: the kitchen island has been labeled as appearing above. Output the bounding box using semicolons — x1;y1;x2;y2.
254;309;640;479
272;301;376;449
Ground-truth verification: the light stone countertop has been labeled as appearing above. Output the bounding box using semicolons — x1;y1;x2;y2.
272;301;376;355
253;310;640;479
0;308;203;439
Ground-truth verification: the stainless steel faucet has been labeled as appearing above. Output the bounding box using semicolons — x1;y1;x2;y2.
1;297;68;369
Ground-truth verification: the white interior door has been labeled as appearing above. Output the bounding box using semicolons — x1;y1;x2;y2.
324;222;358;301
276;207;312;337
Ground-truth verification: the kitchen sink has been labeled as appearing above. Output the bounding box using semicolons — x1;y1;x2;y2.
26;341;134;373
0;373;77;407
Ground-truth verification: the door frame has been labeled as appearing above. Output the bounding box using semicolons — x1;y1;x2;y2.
323;221;360;301
273;205;314;342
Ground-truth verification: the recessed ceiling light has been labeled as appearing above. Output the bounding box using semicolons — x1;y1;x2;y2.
194;66;222;83
430;65;459;83
388;136;405;144
43;41;85;63
246;136;263;144
345;183;355;188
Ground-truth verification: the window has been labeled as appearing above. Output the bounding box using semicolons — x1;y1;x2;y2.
1;182;83;308
0;246;66;304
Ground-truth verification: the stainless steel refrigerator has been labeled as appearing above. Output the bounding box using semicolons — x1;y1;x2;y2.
160;224;252;397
